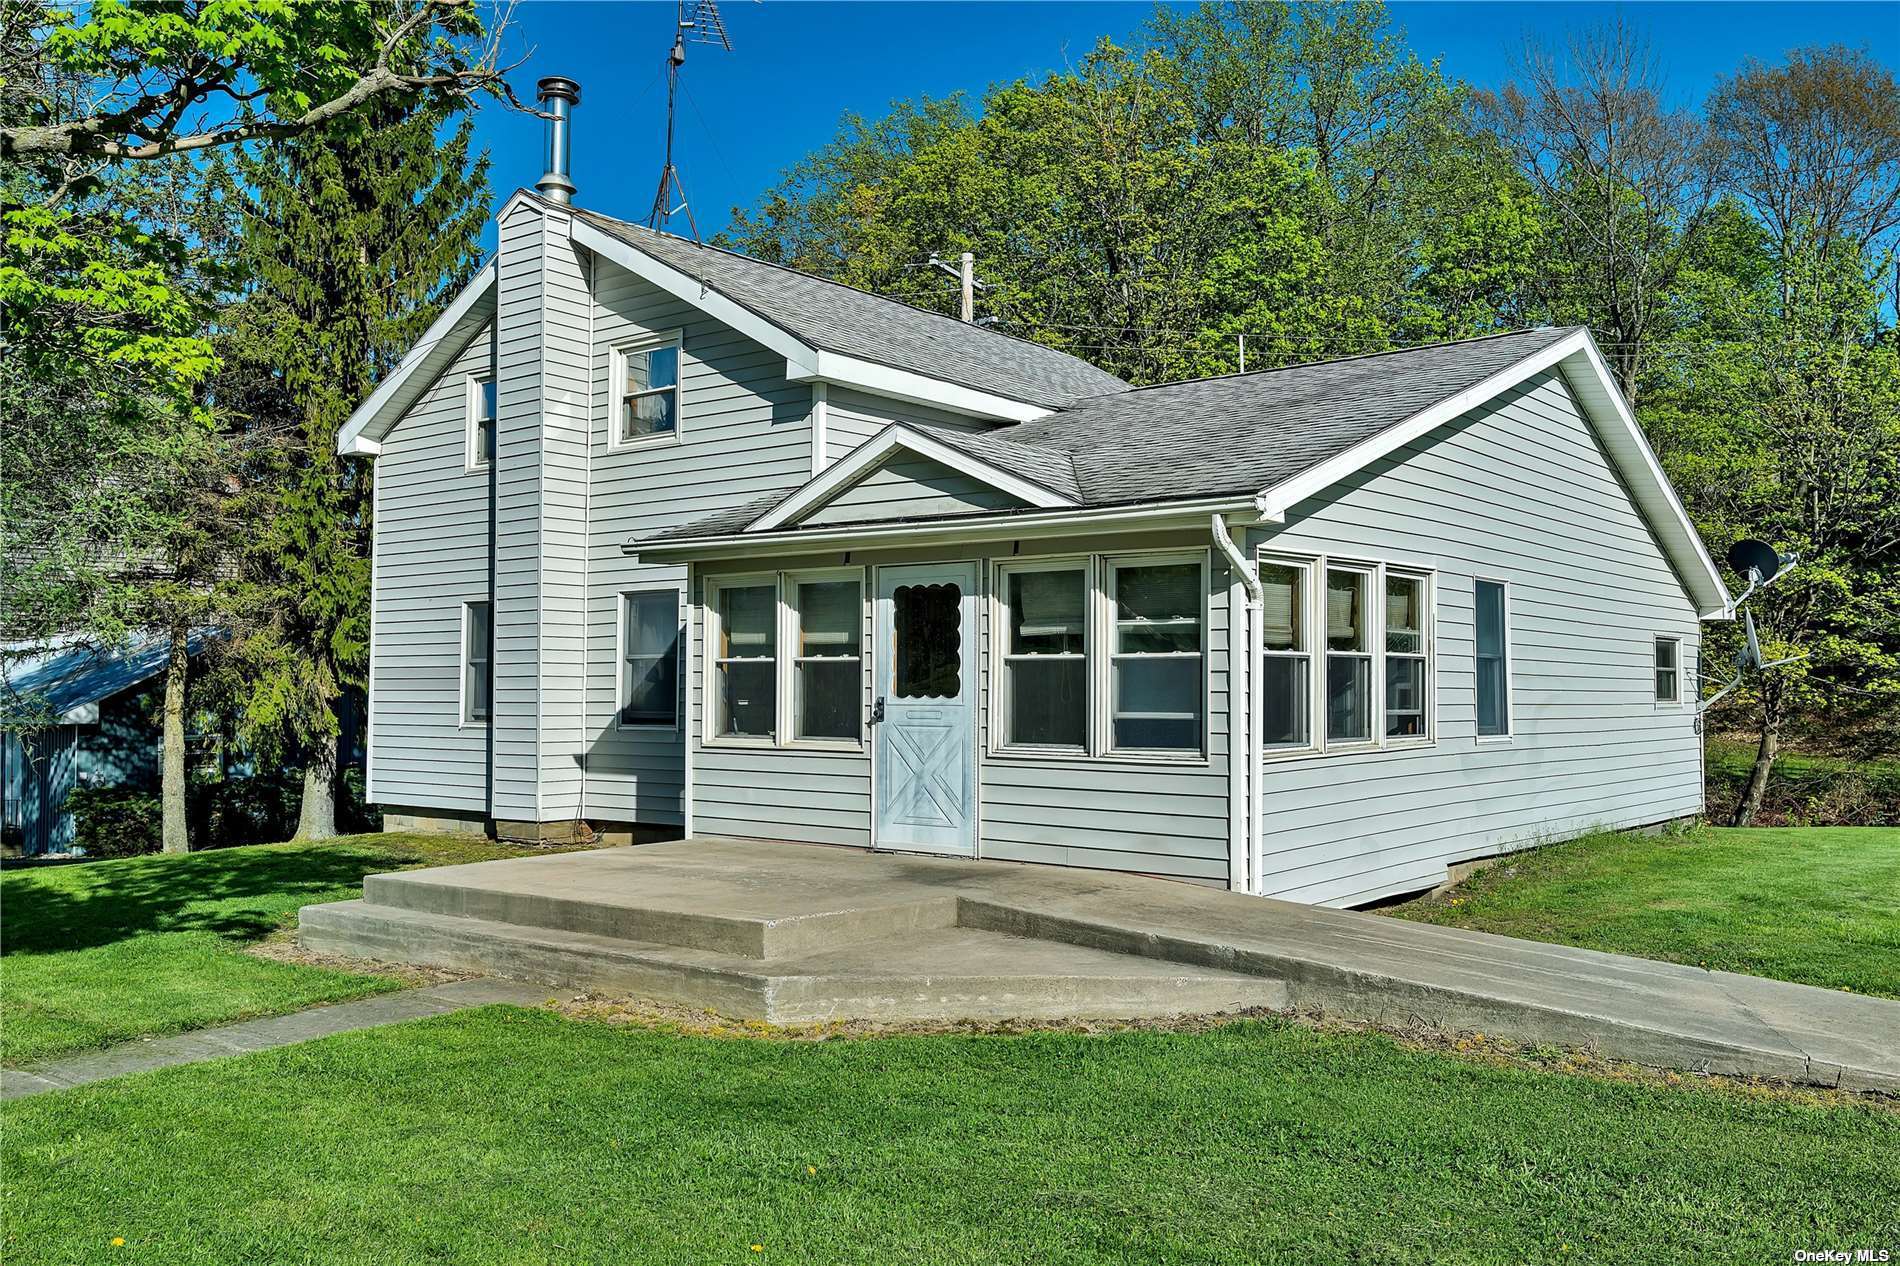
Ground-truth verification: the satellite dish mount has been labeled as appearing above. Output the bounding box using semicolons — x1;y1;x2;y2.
1699;538;1804;715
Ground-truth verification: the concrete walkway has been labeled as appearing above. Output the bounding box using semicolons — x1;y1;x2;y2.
299;839;1900;1094
0;977;550;1100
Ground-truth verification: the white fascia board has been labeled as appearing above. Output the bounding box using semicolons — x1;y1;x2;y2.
336;259;497;456
1253;328;1731;622
569;218;822;377
633;495;1260;562
788;351;1052;424
748;424;1074;533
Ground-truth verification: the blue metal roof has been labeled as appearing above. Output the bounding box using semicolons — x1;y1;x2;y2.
1;631;214;718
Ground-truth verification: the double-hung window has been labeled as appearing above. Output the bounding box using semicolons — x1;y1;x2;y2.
1654;636;1681;703
467;374;495;470
993;552;1207;760
462;600;492;724
792;576;863;742
1258;553;1435;755
1000;564;1088;750
613;337;680;446
1475;579;1510;737
712;581;776;739
620;590;680;727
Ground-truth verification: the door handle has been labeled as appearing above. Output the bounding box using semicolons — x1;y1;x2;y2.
870;697;886;725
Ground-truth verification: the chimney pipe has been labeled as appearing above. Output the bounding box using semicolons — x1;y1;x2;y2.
536;76;581;204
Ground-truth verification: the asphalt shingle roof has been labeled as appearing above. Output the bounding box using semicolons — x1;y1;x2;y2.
2;630;215;717
572;206;1130;409
641;327;1583;545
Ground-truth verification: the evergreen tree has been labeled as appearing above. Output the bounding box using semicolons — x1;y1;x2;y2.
216;102;488;839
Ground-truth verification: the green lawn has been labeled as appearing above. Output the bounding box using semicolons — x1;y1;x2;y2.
1387;826;1900;997
2;1007;1894;1264
0;834;551;1065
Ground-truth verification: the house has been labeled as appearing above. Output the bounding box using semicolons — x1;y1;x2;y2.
338;80;1728;907
0;633;208;856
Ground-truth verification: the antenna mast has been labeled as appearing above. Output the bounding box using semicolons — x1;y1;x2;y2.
649;0;733;240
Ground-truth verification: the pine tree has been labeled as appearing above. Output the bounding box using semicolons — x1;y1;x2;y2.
217;101;488;839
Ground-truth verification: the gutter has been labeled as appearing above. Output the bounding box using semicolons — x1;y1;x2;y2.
1211;513;1263;894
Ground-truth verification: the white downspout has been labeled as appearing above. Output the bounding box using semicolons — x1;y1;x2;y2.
1212;513;1261;894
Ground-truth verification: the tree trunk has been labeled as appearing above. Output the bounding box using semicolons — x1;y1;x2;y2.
293;730;339;841
160;622;190;854
1731;713;1778;827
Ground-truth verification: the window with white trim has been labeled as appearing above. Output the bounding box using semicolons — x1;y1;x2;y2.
993;551;1208;761
462;600;491;724
711;580;776;739
1475;579;1510;737
792;576;863;742
612;337;680;446
1000;563;1089;750
1655;636;1681;703
467;374;495;470
1258;552;1435;756
620;590;680;727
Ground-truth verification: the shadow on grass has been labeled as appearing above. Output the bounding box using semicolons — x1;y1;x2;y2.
0;845;420;957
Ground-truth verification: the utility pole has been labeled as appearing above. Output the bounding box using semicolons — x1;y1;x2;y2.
960;251;975;323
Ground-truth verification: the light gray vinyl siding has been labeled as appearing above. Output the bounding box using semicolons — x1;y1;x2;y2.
1248;370;1703;907
583;255;816;826
801;454;1028;526
369;325;492;812
824;387;992;464
690;527;1232;883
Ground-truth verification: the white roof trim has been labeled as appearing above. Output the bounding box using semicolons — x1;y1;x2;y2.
1254;329;1731;621
749;424;1075;532
335;260;497;457
572;218;1054;425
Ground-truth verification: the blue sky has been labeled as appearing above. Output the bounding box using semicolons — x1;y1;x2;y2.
472;1;1900;250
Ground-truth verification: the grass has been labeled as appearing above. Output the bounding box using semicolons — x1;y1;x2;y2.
1704;740;1900;825
0;833;552;1065
2;1007;1895;1264
1387;826;1900;997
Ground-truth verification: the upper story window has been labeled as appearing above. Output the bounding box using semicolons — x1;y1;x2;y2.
466;374;495;471
1475;579;1511;738
1655;636;1682;704
612;336;680;447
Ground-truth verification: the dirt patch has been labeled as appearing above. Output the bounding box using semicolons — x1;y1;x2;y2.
245;934;475;988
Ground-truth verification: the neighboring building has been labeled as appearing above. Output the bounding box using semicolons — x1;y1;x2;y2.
339;89;1728;905
0;634;204;856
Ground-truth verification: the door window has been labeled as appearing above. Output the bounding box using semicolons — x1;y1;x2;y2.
892;583;961;699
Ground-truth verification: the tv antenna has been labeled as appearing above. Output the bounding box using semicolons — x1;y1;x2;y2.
648;0;733;240
1698;538;1805;715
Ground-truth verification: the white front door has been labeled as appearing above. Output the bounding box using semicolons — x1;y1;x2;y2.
872;562;978;857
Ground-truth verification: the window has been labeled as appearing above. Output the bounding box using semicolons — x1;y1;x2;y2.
620;591;680;727
712;581;775;739
892;582;962;700
613;338;680;446
1655;637;1681;703
1108;558;1205;752
1259;560;1311;749
1384;573;1428;739
1325;566;1373;743
467;374;496;470
793;577;862;741
1000;564;1088;749
462;601;492;723
1475;579;1510;737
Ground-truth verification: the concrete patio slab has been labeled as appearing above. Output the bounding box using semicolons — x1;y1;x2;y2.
298;838;1900;1092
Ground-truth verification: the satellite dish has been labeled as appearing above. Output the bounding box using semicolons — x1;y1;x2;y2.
1726;538;1782;583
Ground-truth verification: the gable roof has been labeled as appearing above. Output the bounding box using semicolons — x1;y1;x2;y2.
2;631;214;722
640;327;1730;619
570;208;1129;410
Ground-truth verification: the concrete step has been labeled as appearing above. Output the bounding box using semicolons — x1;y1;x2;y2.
364;867;958;960
298;900;1287;1024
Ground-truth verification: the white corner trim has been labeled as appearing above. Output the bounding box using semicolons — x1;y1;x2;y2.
749;424;1075;533
1252;328;1731;623
810;381;829;477
789;351;1052;424
336;259;498;456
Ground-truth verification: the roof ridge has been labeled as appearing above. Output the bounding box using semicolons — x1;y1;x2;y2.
1066;327;1583;403
563;199;1128;390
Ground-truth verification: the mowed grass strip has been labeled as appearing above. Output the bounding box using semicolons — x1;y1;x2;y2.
0;834;554;1064
1387;827;1900;997
4;1007;1896;1265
